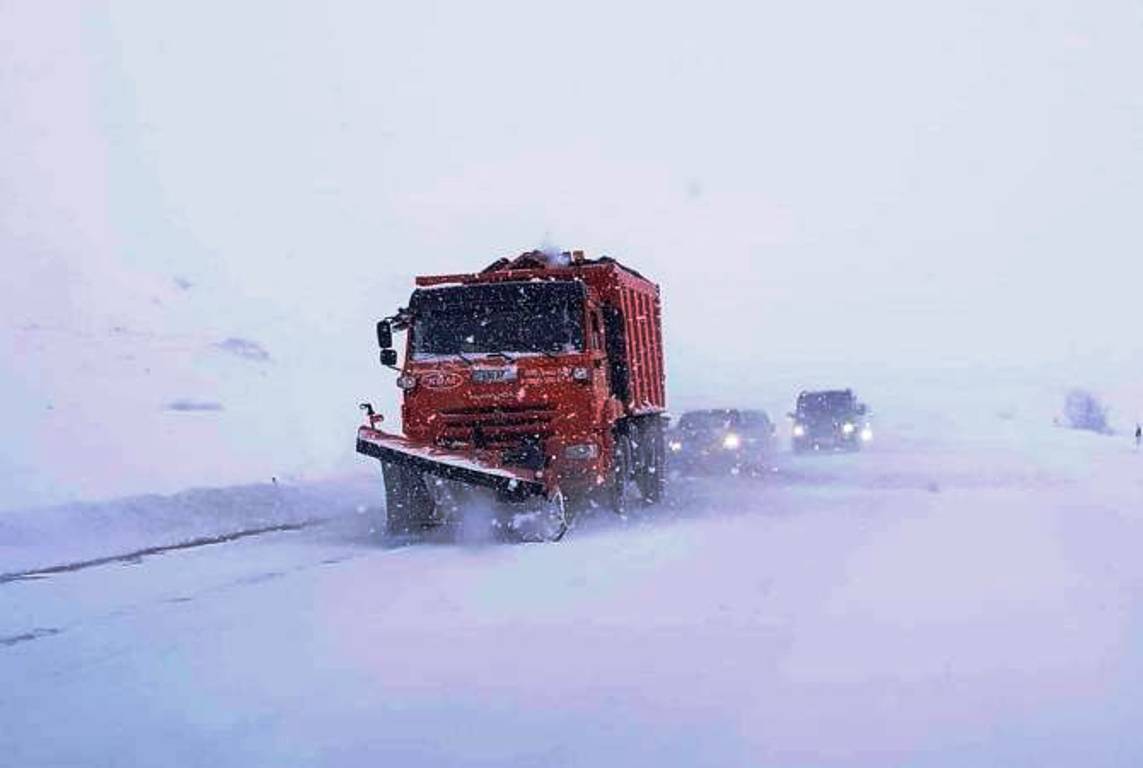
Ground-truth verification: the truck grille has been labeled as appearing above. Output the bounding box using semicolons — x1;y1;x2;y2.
436;405;556;451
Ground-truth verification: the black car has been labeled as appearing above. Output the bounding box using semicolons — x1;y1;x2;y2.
667;409;776;474
789;389;872;452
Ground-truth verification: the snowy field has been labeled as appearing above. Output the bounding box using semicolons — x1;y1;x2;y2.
3;395;1142;767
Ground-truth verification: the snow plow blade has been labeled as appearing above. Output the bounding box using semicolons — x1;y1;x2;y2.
356;426;546;497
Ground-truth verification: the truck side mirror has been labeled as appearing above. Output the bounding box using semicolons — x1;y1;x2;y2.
376;320;393;349
858;404;868;415
380;348;398;367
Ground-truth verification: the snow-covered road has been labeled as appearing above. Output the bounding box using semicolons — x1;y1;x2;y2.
3;428;1142;766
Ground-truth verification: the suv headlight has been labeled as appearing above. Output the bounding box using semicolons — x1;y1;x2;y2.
842;422;856;435
722;433;741;450
793;424;806;437
668;439;683;453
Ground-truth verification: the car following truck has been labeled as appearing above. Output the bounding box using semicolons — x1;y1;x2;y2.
667;408;776;475
790;389;872;452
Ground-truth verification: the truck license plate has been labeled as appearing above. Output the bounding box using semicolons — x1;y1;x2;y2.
472;367;517;383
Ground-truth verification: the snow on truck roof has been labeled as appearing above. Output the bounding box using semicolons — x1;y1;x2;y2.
414;250;657;292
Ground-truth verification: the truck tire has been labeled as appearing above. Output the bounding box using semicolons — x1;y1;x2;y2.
503;491;571;542
636;417;665;504
381;461;435;536
608;433;631;516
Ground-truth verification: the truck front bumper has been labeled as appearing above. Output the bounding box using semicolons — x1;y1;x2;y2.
356;426;547;497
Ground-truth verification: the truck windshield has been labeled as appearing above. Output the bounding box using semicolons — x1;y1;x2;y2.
409;281;585;359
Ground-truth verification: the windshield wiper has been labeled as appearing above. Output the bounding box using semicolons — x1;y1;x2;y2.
484;351;516;362
453;351;476;366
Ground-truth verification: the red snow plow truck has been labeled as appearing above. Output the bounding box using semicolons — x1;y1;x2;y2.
357;250;667;541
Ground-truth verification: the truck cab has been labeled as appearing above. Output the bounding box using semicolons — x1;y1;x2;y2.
399;277;609;490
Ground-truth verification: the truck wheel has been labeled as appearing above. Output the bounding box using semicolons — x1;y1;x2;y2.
608;434;631;516
505;491;570;542
636;418;665;504
381;461;435;537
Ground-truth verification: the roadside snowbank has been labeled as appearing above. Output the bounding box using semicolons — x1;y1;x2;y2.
0;474;378;576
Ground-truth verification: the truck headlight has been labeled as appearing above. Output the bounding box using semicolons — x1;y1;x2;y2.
564;443;599;460
793;424;806;437
396;374;417;390
842;422;855;435
668;440;683;453
722;433;741;450
861;426;873;442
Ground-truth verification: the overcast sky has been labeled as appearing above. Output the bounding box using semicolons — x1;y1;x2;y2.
2;1;1141;507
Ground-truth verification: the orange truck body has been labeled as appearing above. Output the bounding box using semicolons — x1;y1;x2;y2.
356;250;666;509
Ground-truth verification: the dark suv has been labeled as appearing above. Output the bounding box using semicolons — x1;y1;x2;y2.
789;390;871;452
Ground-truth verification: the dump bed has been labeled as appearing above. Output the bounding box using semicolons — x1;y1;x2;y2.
590;263;666;415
